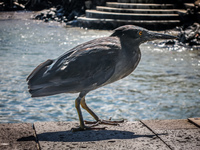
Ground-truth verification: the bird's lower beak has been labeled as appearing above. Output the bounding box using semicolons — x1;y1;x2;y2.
149;31;177;40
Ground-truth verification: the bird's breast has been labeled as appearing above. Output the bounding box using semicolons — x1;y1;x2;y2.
106;50;141;85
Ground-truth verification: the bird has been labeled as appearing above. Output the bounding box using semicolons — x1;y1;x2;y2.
27;25;176;131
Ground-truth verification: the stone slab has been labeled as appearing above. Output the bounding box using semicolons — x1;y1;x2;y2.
141;119;200;150
34;121;169;150
106;2;175;9
96;6;186;14
188;118;200;128
76;16;180;30
0;123;38;150
86;10;179;20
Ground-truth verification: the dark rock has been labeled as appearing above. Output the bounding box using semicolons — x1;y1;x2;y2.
155;23;200;50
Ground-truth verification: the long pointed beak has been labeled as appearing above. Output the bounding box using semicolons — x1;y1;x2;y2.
148;31;177;40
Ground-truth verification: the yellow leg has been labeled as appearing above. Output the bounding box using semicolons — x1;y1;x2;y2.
80;97;100;121
80;97;124;126
72;94;106;131
75;96;85;129
73;93;123;131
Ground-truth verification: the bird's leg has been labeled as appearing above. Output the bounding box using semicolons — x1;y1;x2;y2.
71;96;85;131
80;97;124;126
71;94;106;132
80;97;100;122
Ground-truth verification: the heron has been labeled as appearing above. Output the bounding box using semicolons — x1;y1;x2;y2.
27;25;176;131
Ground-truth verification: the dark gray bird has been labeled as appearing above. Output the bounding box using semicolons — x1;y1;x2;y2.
27;25;176;131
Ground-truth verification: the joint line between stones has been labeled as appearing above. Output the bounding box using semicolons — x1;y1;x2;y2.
140;120;172;150
32;123;41;150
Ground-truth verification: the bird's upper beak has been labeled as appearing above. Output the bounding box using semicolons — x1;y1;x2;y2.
148;31;177;41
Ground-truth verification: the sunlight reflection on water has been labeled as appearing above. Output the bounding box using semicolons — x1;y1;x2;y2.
0;12;200;123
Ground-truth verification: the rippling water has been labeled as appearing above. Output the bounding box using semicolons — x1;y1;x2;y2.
0;12;200;123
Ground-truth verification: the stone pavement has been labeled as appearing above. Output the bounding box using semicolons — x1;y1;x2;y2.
0;118;200;150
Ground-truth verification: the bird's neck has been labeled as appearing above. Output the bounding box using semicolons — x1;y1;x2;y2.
120;38;141;56
120;37;141;72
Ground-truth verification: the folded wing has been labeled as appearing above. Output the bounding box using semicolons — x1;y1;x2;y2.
27;37;121;97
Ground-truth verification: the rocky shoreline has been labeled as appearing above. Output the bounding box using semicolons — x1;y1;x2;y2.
0;0;109;23
1;0;200;50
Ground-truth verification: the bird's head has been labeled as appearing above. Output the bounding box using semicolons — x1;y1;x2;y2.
111;25;176;44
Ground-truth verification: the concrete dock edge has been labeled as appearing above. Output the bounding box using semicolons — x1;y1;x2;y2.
1;119;200;150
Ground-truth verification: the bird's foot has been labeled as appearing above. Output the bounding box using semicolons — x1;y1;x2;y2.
71;125;106;132
85;118;124;126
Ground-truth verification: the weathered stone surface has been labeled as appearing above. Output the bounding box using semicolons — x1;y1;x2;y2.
141;119;200;150
1;119;199;150
34;121;169;150
0;123;38;150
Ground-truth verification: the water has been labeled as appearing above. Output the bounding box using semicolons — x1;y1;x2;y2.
0;12;200;123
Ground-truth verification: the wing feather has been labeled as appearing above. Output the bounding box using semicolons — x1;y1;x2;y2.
27;37;121;97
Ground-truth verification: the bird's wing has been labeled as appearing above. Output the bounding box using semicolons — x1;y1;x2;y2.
28;37;121;93
53;38;120;89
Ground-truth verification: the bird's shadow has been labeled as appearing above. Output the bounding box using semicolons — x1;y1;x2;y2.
18;129;161;142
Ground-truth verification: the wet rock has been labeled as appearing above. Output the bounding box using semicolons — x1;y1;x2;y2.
33;0;85;24
0;1;25;11
154;23;200;50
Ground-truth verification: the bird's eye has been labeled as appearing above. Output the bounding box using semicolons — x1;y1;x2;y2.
139;31;142;36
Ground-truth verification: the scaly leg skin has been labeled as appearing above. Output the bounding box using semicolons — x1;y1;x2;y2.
71;94;106;132
80;97;124;127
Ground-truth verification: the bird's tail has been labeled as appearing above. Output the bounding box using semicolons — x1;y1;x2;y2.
27;59;54;97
